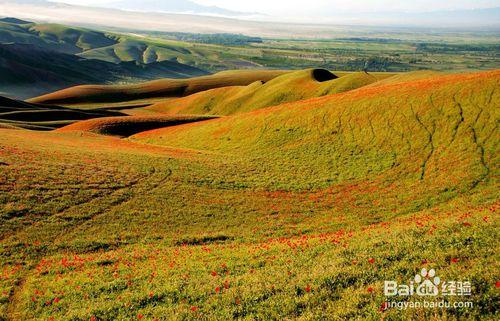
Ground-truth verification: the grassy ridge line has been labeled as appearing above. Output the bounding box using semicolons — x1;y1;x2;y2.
28;23;118;54
364;70;443;87
28;70;289;105
132;70;499;191
147;70;395;115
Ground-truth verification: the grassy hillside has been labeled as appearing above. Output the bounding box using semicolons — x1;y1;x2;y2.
28;23;118;54
0;43;208;99
0;70;498;320
0;21;264;72
134;70;498;191
0;22;210;99
148;69;395;115
0;20;118;54
28;70;289;105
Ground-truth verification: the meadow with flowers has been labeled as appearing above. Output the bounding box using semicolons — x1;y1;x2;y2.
0;69;498;320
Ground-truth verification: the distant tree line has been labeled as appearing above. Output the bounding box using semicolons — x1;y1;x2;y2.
416;43;499;53
146;31;263;45
346;57;402;72
336;37;404;43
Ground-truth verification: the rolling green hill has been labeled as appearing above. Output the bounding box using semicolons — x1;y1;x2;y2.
0;20;263;71
133;70;499;191
0;69;497;320
29;23;118;54
28;70;289;105
0;42;208;99
0;21;118;54
0;21;211;99
148;69;396;115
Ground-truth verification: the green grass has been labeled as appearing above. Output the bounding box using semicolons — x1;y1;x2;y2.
29;24;118;53
148;69;393;115
28;70;289;105
0;69;498;320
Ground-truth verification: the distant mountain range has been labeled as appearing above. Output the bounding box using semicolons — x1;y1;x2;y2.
1;0;498;30
105;0;253;16
0;17;32;24
1;0;255;17
316;7;500;28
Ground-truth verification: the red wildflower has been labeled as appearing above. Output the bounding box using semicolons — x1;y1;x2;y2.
451;258;459;264
53;297;60;303
211;271;217;277
215;286;221;294
137;314;143;320
462;222;472;227
379;301;388;312
483;216;489;222
235;298;241;305
367;287;374;293
90;316;96;321
368;258;375;264
495;281;500;288
190;306;198;312
305;285;311;293
149;292;154;298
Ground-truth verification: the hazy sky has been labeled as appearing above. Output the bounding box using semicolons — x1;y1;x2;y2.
51;0;500;16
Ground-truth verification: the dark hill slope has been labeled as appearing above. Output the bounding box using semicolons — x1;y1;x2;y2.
56;114;216;137
0;95;124;130
0;43;207;99
0;17;32;24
